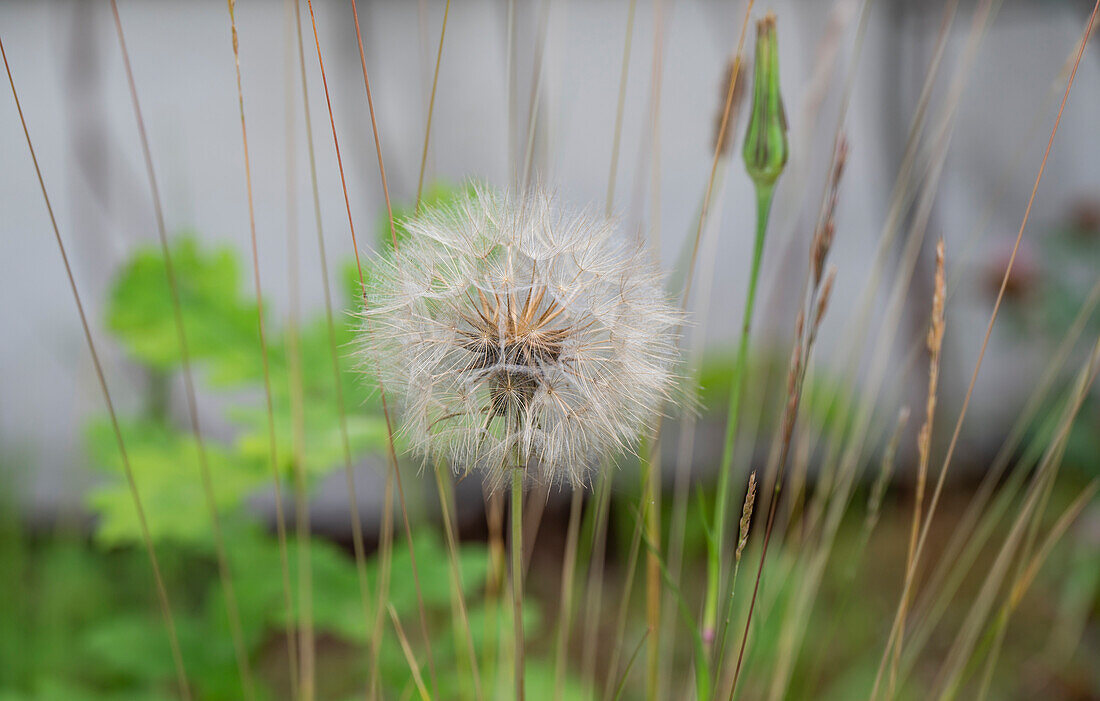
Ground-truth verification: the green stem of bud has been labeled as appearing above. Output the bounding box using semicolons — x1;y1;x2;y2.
703;183;774;655
702;13;788;662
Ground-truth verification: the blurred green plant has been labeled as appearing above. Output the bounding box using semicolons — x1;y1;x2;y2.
90;234;387;546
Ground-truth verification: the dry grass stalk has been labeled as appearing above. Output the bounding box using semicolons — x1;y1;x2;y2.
888;239;947;696
728;134;847;697
289;1;376;692
605;0;639;216
811;138;848;287
801;405;911;694
778;0;963;600
388;604;431;701
736;472;758;563
1008;481;1098;612
416;0;451;209
972;481;1100;700
433;466;484;701
682;0;757;308
932;338;1100;698
792;0;966;554
1;35;193;699
872;3;1100;694
552;488;585;700
896;275;1100;684
303;1;440;689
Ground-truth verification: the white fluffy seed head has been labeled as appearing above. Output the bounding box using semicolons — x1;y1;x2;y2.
357;185;681;490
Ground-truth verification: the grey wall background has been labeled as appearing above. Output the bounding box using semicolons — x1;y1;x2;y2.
2;0;1098;518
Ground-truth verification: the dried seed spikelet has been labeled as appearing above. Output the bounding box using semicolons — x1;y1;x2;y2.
736;472;757;563
359;186;682;490
814;266;837;333
917;240;947;468
812;135;848;286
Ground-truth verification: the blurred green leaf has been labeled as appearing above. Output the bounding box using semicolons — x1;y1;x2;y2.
86;420;267;546
106;235;260;381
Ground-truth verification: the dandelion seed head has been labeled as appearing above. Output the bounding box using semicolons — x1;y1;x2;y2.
358;186;681;490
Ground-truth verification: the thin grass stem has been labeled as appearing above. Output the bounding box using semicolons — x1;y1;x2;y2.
975;481;1098;700
600;467;653;701
286;189;315;700
604;0;638;216
520;0;552;191
389;605;431;701
416;0;451;210
302;1;438;693
579;473;612;698
870;4;1100;693
290;1;374;691
434;464;484;701
1;35;192;701
613;631;651;701
887;240;946;697
215;4;283;695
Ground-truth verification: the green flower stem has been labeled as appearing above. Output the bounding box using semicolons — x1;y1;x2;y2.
434;463;483;701
703;183;774;647
643;435;662;701
511;467;526;701
551;487;584;701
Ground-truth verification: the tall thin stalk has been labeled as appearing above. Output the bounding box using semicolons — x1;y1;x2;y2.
643;2;666;693
301;1;437;693
870;2;1100;693
702;178;774;647
434;465;483;701
2;36;192;699
703;13;788;649
887;240;947;697
291;1;374;692
416;0;451;210
511;468;526;701
552;488;584;700
728;128;846;699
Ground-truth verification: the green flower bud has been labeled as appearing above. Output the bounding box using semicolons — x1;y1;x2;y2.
743;13;788;189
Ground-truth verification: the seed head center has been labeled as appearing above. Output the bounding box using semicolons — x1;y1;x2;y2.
459;285;570;418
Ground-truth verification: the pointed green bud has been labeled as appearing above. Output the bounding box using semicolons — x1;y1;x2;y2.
742;13;788;189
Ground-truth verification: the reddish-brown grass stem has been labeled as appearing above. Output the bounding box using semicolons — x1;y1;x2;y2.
1;33;194;701
290;1;373;689
681;0;755;309
348;0;397;248
416;0;451;211
869;2;1100;696
303;1;438;693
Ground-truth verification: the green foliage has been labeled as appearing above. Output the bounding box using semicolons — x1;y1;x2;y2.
0;522;510;699
107;236;260;382
86;419;266;545
89;234;391;545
